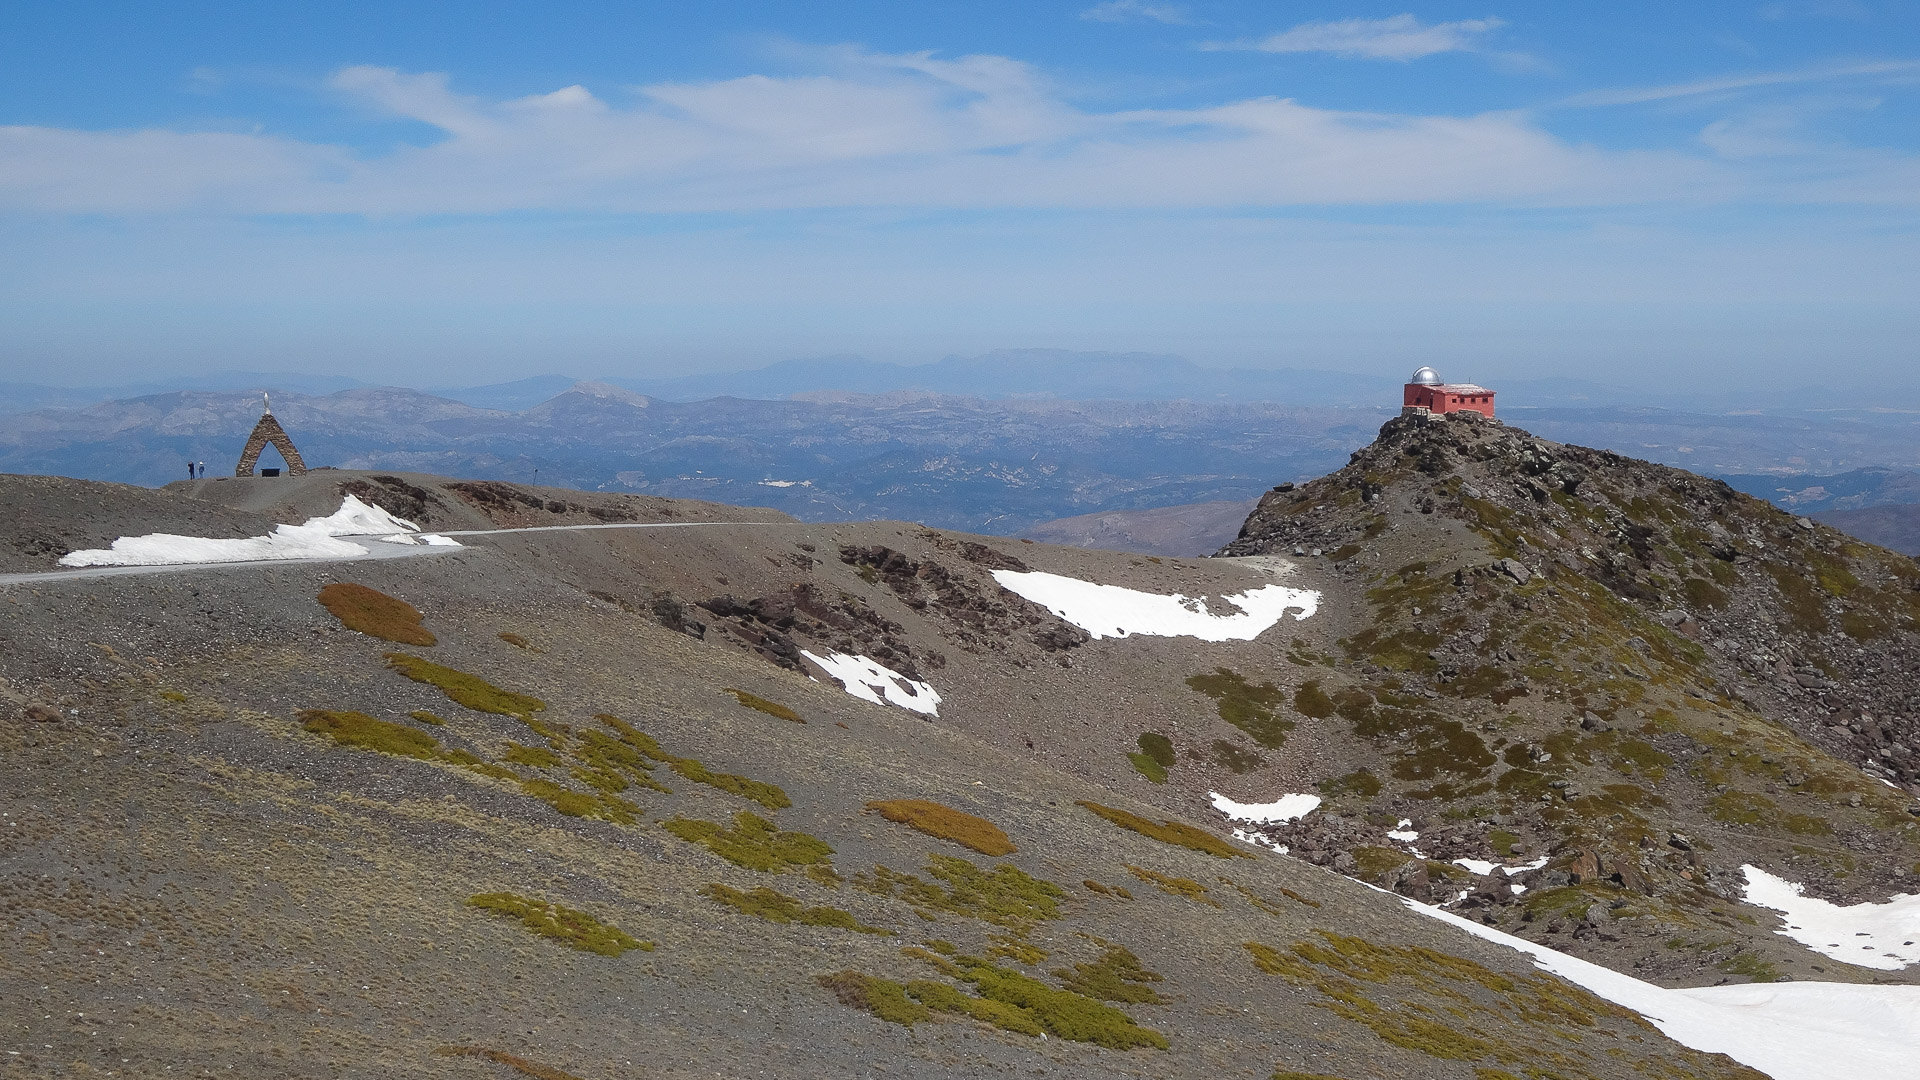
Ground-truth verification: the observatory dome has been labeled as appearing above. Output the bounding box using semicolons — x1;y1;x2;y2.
1409;366;1442;386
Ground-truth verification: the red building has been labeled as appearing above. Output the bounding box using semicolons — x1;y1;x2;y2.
1402;366;1495;419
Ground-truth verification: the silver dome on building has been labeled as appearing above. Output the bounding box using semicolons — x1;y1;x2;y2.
1409;366;1442;385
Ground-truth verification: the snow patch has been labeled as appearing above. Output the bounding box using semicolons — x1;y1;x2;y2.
1741;865;1920;971
1453;858;1497;876
989;570;1318;643
1504;857;1548;874
1210;792;1320;824
59;524;368;567
1402;896;1920;1080
1231;828;1287;854
57;495;453;568
305;494;420;535
1386;819;1419;843
801;651;942;716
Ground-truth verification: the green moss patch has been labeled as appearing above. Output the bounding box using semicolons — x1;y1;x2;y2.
1129;732;1175;783
465;891;652;956
1320;769;1382;798
517;778;638;824
1187;668;1295;748
702;883;887;933
1210;739;1264;773
944;954;1168;1050
664;811;834;873
1350;846;1416;879
502;741;562;768
726;688;804;723
867;799;1017;856
670;758;791;809
817;971;932;1026
299;709;439;759
855;854;1064;928
1077;800;1250;859
1053;944;1165;1003
384;653;546;717
408;709;447;726
317;583;436;646
1126;865;1219;907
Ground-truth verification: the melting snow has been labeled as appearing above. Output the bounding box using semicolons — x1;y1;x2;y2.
1742;865;1920;971
1210;792;1320;824
1386;819;1419;842
305;494;420;535
989;570;1318;642
1231;828;1287;854
1453;858;1498;876
58;495;454;568
801;651;942;716
1404;897;1920;1080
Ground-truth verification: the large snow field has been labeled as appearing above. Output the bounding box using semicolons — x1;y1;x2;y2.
1742;865;1920;971
989;569;1318;642
1405;899;1920;1080
801;650;943;716
58;495;454;567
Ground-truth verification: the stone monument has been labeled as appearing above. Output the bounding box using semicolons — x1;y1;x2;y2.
235;394;308;477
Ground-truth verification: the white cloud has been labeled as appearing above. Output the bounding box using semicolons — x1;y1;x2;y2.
1080;0;1188;24
1217;14;1506;61
1565;60;1920;107
0;47;1914;217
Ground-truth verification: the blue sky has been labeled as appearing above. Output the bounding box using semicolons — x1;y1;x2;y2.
2;1;1916;393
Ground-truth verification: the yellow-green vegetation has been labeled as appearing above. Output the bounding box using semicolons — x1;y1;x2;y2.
911;951;1170;1050
158;689;187;703
384;653;546;717
1293;680;1335;719
1209;739;1264;773
1320;769;1383;798
1244;933;1762;1079
816;970;932;1026
1082;879;1134;900
854;854;1064;928
1187;668;1295;748
664;811;835;873
1077;800;1250;859
725;688;804;723
517;778;639;824
408;709;447;726
465;892;652;956
1351;846;1417;879
903;978;1046;1035
670;758;790;809
867;798;1017;856
1223;878;1321;914
1126;865;1219;907
1129;732;1176;783
701;883;888;934
317;582;436;645
434;1046;587;1080
497;631;534;650
1121;726;1167;776
502;741;562;768
1053;944;1164;1003
585;713;784;805
298;709;439;759
987;932;1048;964
1718;951;1782;983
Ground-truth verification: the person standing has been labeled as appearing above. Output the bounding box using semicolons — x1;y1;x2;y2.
187;460;195;480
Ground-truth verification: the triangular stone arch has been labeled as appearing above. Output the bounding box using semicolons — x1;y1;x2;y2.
235;405;307;477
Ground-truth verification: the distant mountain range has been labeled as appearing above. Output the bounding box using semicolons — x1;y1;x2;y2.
6;352;1920;539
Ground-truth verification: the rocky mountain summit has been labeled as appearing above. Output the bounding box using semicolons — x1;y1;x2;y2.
1219;413;1920;972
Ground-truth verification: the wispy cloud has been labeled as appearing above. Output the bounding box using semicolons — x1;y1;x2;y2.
0;47;1913;217
1565;60;1920;106
1210;14;1506;61
1080;0;1188;25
